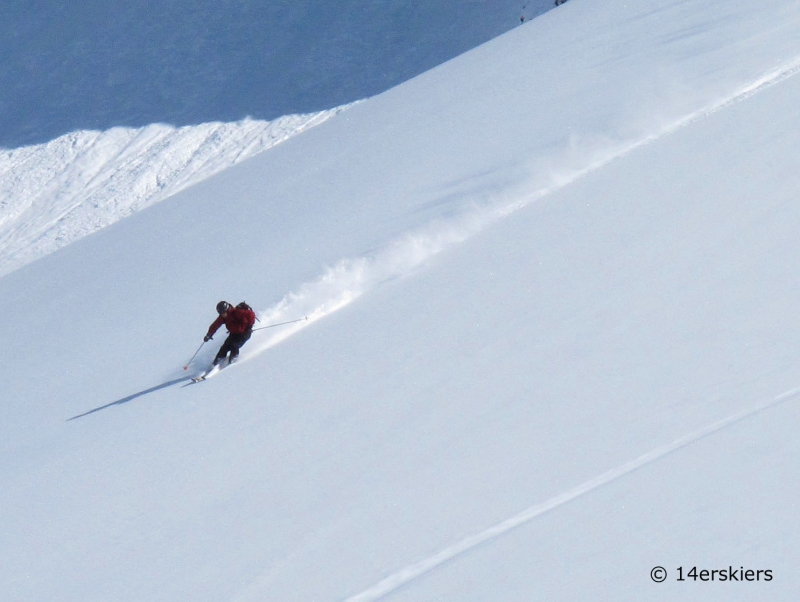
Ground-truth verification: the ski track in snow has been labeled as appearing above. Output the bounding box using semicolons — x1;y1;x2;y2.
245;55;800;363
343;386;800;601
0;106;352;277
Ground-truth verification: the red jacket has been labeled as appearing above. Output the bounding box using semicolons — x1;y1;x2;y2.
207;306;256;337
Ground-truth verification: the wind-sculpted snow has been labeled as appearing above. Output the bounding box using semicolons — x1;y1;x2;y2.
0;107;349;276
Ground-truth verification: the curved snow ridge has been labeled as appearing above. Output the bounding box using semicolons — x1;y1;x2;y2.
0;105;353;277
241;55;800;362
343;386;800;601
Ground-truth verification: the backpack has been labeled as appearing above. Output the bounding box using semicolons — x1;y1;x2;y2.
234;301;258;331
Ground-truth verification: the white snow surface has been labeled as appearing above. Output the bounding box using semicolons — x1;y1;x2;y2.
3;0;800;600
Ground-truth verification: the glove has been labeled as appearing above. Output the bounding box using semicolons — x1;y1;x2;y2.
204;335;213;342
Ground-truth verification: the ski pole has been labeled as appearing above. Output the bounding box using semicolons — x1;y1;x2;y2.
252;316;309;332
183;341;206;370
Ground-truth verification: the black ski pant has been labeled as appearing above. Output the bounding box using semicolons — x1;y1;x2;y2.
214;330;252;363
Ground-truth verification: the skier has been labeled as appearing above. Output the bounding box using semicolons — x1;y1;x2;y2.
204;301;257;365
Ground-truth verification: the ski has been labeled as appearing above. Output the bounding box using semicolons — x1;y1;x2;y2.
190;359;229;382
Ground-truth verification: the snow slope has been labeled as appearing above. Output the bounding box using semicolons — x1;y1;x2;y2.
3;0;800;600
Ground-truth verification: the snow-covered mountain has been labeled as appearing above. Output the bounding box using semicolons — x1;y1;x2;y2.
3;0;800;600
0;0;553;277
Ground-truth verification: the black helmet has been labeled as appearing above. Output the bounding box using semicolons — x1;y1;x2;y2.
216;301;232;315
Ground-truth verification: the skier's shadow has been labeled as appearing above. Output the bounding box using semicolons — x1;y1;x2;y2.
67;376;192;421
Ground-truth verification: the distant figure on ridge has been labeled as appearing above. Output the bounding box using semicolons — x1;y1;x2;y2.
204;301;257;366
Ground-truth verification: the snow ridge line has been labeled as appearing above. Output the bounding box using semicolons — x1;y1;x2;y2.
522;53;800;211
244;56;800;361
642;54;800;148
343;386;800;601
